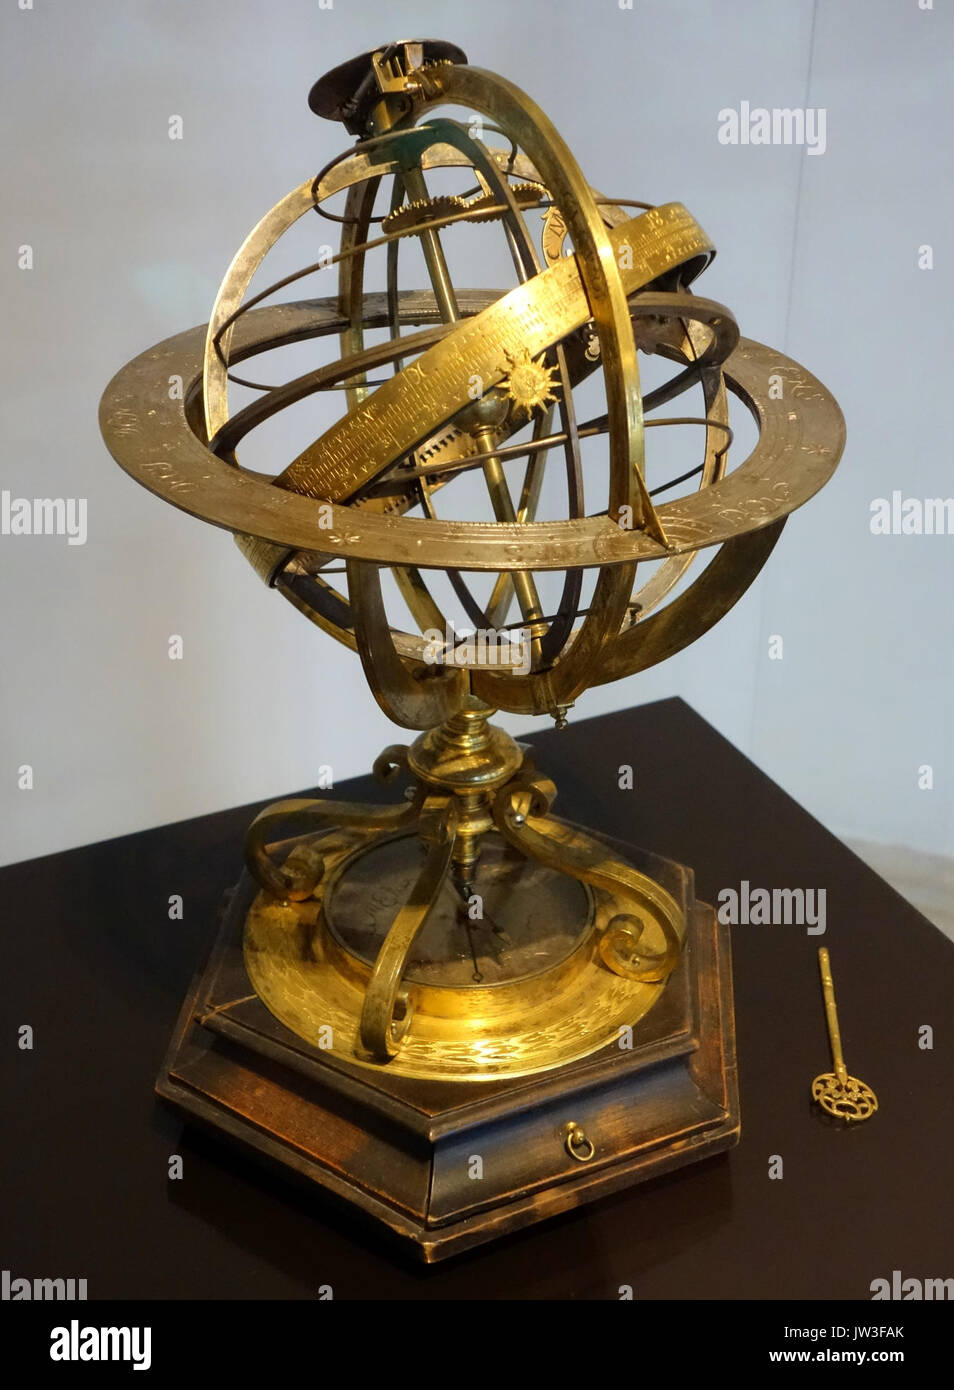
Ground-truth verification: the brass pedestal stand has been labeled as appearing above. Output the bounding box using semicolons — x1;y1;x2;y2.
157;706;738;1260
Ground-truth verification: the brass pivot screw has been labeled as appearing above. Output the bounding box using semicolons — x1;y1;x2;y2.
564;1121;595;1162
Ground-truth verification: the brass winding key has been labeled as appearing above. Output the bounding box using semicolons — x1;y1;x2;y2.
811;948;878;1122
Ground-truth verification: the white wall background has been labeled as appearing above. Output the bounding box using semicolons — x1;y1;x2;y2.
1;0;951;877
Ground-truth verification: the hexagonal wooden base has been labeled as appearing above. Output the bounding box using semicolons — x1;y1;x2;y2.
157;833;738;1262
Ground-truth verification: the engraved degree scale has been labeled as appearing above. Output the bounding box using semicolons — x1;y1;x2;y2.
99;39;844;1258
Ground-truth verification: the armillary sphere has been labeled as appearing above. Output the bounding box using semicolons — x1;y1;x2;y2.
100;38;845;1079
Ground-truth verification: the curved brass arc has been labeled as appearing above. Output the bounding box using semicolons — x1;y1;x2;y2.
422;62;645;709
274;562;360;654
595;516;787;684
627;292;738;414
426;64;661;539
338;175;381;412
359;796;459;1061
492;776;681;984
245;794;420;901
620;296;734;624
469;292;736;713
346;558;469;730
625;362;729;621
202;146;547;442
338;163;449;643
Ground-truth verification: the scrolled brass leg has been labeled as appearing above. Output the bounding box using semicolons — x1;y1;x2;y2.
599;913;675;982
372;743;411;785
359;795;458;1061
492;772;681;984
244;794;421;902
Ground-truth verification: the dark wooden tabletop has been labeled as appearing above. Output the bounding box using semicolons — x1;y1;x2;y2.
2;698;950;1300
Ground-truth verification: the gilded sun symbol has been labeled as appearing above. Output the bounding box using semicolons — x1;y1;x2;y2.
500;348;560;413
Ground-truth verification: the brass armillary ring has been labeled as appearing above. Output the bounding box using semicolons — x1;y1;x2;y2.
102;288;842;571
100;43;845;729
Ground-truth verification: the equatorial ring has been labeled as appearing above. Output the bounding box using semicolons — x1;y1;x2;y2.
100;302;843;573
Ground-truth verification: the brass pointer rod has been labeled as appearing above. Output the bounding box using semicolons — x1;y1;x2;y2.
817;947;848;1086
400;165;461;321
472;426;547;649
